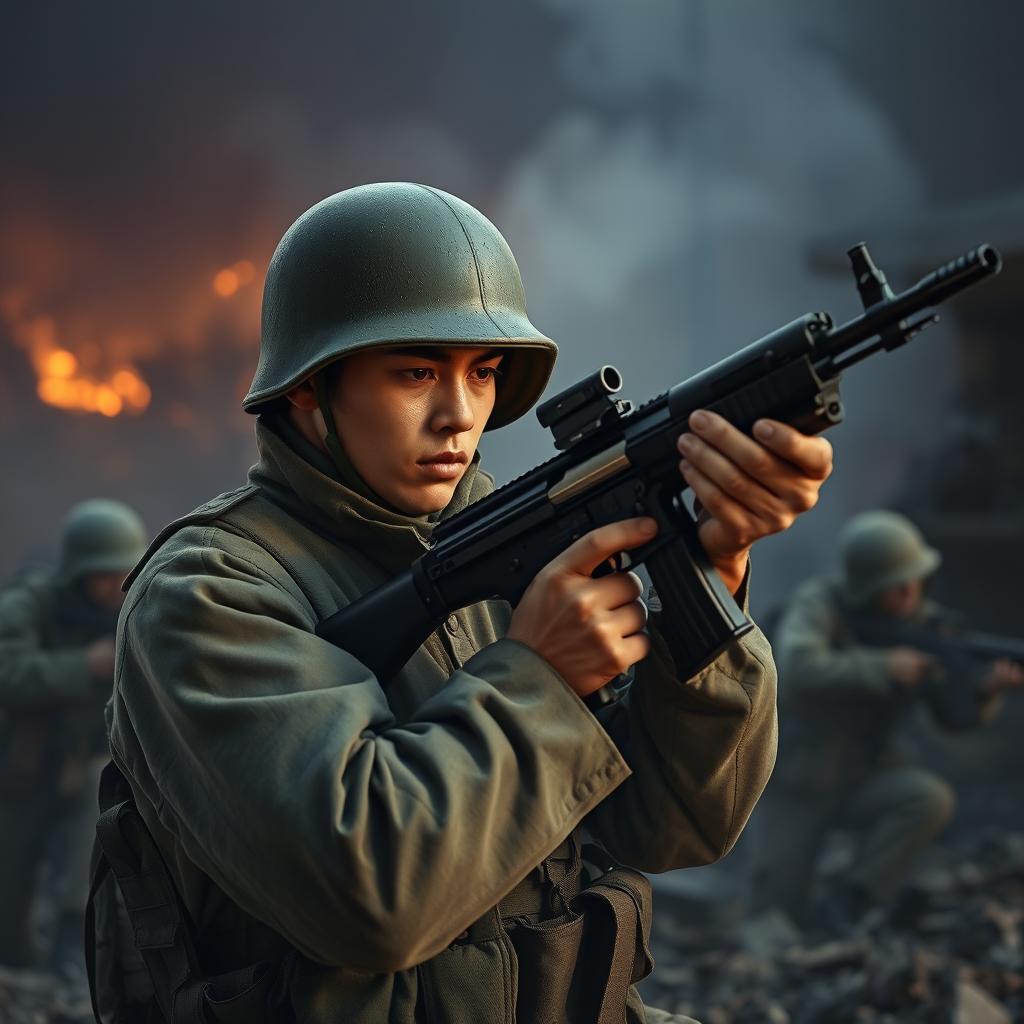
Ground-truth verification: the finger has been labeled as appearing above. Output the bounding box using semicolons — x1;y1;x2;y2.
677;435;786;526
587;570;645;611
680;461;763;549
604;599;648;638
598;569;643;606
684;412;829;508
615;632;652;672
553;518;659;577
751;418;833;481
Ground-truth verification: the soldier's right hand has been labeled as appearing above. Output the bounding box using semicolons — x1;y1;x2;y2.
886;646;937;688
506;518;657;698
85;636;118;682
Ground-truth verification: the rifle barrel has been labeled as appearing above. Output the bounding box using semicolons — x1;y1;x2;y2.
819;244;1001;361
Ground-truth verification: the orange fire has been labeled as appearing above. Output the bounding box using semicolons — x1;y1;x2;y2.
213;259;257;299
9;312;153;418
1;221;263;420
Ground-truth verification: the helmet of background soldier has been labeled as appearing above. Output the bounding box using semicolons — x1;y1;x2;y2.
243;182;558;430
58;499;148;582
840;510;942;606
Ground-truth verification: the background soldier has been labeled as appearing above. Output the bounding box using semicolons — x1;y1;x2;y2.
0;499;146;974
753;509;1023;929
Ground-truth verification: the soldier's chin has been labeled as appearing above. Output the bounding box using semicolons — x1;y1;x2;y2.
392;480;457;516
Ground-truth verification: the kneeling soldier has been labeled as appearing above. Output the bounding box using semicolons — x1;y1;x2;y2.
754;510;1022;930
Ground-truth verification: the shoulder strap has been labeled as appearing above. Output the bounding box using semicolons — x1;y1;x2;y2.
217;498;341;624
123;486;258;593
125;483;341;626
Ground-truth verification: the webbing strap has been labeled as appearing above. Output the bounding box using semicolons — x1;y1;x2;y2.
582;870;654;1024
91;794;201;1023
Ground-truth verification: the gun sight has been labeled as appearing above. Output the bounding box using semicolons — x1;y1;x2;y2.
537;365;631;450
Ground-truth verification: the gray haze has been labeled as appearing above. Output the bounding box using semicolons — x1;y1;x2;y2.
1;0;1021;616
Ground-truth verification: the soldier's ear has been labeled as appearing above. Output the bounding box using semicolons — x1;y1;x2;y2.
285;379;319;411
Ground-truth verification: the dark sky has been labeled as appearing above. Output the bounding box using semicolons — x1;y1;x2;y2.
2;0;1023;606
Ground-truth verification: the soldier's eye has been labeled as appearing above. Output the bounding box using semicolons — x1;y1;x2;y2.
402;368;435;382
472;366;502;383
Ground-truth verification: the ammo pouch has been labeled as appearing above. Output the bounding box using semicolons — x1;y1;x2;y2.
86;761;293;1024
502;841;655;1024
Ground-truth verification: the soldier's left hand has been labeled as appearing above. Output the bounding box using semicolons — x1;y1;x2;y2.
677;410;833;593
982;658;1024;694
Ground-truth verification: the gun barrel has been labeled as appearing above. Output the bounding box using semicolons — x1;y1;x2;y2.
963;630;1024;665
819;243;1001;361
915;244;1002;307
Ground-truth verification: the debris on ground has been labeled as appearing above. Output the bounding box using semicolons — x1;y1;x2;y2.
0;965;92;1024
641;831;1024;1023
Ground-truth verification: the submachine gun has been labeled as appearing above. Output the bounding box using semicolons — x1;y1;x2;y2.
318;243;1002;685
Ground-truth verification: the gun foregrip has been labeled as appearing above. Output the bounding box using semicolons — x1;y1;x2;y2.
645;518;753;679
316;569;444;684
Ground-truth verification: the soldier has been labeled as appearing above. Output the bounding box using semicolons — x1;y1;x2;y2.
753;509;1023;929
0;499;146;972
91;183;833;1023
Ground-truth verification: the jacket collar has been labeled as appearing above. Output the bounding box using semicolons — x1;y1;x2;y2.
249;415;488;573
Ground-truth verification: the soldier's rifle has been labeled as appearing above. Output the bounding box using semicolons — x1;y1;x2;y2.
317;242;1002;685
846;610;1024;728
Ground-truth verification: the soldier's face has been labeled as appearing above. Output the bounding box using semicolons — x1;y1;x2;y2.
877;578;924;619
81;572;128;611
328;346;504;515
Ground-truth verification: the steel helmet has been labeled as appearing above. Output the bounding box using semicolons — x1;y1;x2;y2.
244;182;558;430
840;510;942;605
59;499;148;581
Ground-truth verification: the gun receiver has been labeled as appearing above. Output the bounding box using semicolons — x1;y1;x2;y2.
318;243;1002;685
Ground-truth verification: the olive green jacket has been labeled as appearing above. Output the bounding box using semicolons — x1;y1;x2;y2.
104;417;777;1021
0;571;111;792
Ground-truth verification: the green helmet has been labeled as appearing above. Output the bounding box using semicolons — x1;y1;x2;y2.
59;499;148;581
244;182;558;430
840;510;941;605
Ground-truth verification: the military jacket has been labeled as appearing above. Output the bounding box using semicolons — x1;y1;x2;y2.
0;570;112;793
772;576;997;795
103;417;777;1022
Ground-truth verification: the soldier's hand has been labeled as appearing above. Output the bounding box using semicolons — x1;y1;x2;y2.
85;636;117;682
981;658;1024;695
676;411;833;593
886;646;937;688
506;518;656;698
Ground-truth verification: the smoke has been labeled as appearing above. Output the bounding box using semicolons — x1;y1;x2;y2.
486;0;934;606
0;0;1020;591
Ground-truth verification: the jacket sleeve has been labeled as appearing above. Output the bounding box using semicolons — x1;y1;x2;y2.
583;567;779;872
110;538;630;973
774;581;893;701
0;585;96;709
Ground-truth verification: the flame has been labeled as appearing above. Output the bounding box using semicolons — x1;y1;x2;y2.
213;259;257;299
0;203;263;422
11;314;153;418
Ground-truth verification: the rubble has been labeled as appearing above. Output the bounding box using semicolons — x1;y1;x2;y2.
0;966;92;1024
641;831;1024;1023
